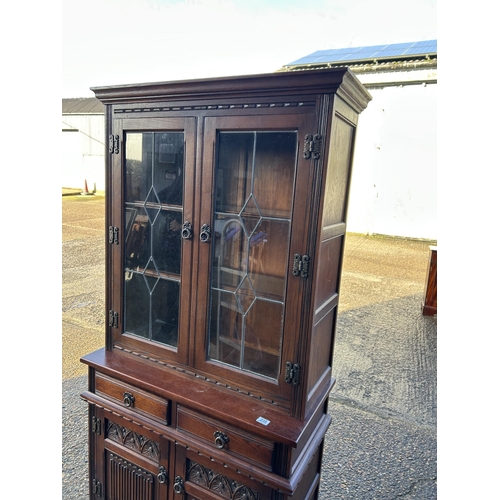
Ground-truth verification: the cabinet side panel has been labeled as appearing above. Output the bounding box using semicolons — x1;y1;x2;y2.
287;445;321;500
322;115;355;227
306;109;356;416
307;235;342;403
307;307;337;400
313;235;343;310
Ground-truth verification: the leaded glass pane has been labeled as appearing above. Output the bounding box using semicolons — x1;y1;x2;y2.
124;272;149;338
209;290;241;369
123;131;184;349
208;131;297;380
243;299;283;378
152;209;182;275
151;279;180;347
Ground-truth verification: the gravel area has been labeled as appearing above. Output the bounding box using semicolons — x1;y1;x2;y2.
63;376;89;500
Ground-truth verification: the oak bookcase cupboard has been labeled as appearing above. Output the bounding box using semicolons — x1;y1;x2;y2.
81;68;371;500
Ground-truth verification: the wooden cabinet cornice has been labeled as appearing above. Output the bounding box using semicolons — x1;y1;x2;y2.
91;69;371;110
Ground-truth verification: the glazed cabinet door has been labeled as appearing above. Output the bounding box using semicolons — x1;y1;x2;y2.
194;112;316;407
108;117;196;365
90;406;170;500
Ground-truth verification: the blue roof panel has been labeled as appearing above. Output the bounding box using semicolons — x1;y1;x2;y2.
286;40;437;66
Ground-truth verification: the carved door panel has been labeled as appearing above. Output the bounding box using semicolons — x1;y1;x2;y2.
91;407;170;500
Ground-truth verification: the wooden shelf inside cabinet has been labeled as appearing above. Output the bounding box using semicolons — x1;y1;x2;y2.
216;334;279;357
216;267;285;303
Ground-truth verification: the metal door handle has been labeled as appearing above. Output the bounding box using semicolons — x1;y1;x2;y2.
200;224;211;243
173;476;184;494
181;221;193;240
157;466;167;484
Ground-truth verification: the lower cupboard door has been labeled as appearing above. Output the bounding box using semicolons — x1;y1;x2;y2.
92;408;170;500
178;448;273;500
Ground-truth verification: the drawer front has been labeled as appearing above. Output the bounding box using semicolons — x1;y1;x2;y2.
95;373;170;425
177;406;274;471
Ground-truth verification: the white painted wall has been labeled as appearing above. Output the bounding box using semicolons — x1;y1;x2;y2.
61;114;105;191
62;130;84;190
347;82;437;240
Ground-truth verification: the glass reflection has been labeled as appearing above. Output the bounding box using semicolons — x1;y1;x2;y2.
126;132;184;205
243;299;283;378
152;210;182;275
151;279;180;347
124;273;150;339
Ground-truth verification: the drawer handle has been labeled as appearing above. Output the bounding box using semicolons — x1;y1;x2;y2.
123;392;135;407
214;431;230;449
157;466;167;484
173;476;184;494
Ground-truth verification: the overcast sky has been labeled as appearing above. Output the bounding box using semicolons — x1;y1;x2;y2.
62;0;437;97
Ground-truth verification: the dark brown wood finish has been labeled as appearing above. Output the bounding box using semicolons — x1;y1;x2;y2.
82;68;371;500
422;246;437;316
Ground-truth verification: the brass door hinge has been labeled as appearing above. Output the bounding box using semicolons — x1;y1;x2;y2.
108;310;119;328
303;133;322;160
93;479;103;497
109;134;120;154
109;225;119;245
292;254;310;278
92;416;101;434
285;361;301;385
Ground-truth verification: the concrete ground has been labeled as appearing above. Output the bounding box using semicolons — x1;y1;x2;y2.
62;192;437;499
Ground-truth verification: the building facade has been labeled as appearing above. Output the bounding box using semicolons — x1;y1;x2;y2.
62;98;105;192
280;40;437;240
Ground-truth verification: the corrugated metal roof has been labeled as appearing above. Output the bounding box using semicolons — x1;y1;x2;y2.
62;98;104;114
285;40;437;67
